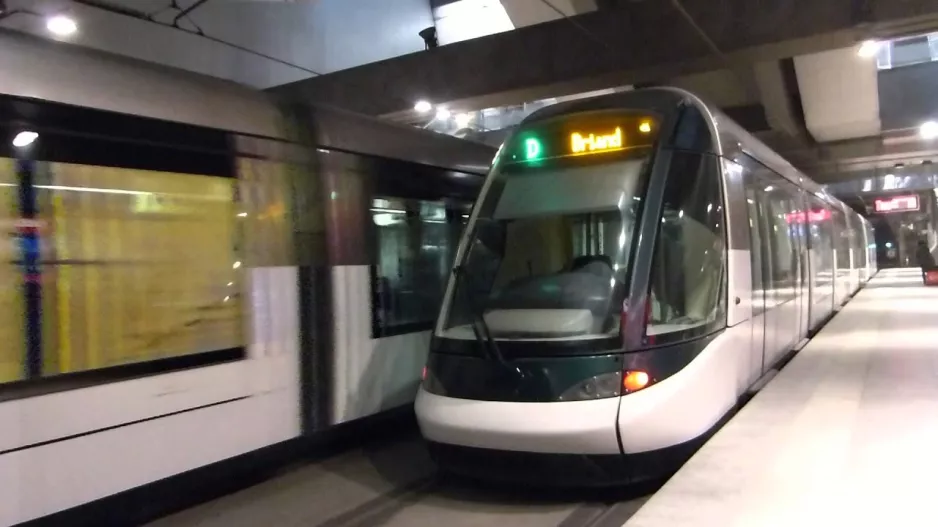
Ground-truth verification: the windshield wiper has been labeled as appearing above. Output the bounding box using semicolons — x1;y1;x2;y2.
453;265;512;369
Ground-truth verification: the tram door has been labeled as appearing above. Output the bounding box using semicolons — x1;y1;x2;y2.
743;178;768;382
743;164;807;380
794;190;811;342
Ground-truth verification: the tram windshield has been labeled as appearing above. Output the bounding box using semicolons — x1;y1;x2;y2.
438;112;658;342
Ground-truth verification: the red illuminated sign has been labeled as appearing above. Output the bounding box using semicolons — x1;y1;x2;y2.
874;195;919;213
785;209;831;224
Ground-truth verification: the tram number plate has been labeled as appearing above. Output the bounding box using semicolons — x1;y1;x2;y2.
925;270;938;286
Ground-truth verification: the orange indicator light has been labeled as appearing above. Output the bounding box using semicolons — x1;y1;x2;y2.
623;370;650;393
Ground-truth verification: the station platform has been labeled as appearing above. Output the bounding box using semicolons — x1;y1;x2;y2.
145;268;932;527
625;267;938;527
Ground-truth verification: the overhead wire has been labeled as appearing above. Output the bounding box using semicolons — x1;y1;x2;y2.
145;0;180;21
668;0;731;67
8;0;760;127
172;0;210;28
148;0;205;35
539;0;741;83
0;0;40;24
69;0;323;76
536;0;615;55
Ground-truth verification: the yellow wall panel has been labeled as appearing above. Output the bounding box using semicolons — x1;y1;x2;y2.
38;163;244;375
0;158;23;383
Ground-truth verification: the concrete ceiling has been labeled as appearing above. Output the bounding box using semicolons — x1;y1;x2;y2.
2;0;938;188
263;0;938;185
272;0;938;118
0;0;610;90
0;0;439;88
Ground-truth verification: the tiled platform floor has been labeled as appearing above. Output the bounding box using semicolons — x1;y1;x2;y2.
625;268;938;527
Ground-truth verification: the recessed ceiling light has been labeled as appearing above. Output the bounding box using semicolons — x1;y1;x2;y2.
920;120;938;140
857;40;881;58
46;15;78;37
12;131;38;148
414;100;432;113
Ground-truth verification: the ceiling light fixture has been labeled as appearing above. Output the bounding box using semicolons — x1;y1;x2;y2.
857;40;881;58
455;113;471;128
920;120;938;140
46;15;77;36
12;131;38;148
414;100;432;113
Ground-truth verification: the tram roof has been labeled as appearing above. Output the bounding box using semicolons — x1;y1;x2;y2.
518;87;832;199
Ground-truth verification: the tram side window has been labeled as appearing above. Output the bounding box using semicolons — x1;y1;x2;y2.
372;198;468;337
646;151;726;343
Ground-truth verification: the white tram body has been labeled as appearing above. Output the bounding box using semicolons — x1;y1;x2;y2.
415;87;875;485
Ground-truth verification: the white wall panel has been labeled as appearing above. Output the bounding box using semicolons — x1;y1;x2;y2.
2;391;299;525
331;266;431;424
0;362;248;454
0;266;302;525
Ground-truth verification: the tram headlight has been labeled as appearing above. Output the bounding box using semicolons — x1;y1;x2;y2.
558;371;622;401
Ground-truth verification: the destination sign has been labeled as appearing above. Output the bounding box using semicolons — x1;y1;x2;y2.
571;127;624;154
498;111;660;168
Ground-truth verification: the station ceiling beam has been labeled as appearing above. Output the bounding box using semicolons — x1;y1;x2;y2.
270;0;938;118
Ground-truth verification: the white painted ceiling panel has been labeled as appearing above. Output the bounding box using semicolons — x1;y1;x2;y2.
434;0;514;45
431;0;597;48
794;46;882;142
500;0;596;27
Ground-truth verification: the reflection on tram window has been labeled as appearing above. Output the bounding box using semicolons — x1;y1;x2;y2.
37;163;244;376
440;158;647;342
808;196;834;302
762;180;798;306
832;207;853;280
0;159;24;384
647;151;726;343
372;197;468;336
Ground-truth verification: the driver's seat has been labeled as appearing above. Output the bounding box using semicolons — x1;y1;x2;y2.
569;254;613;273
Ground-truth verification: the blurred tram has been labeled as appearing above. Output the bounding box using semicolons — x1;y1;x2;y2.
0;31;493;525
415;87;876;485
